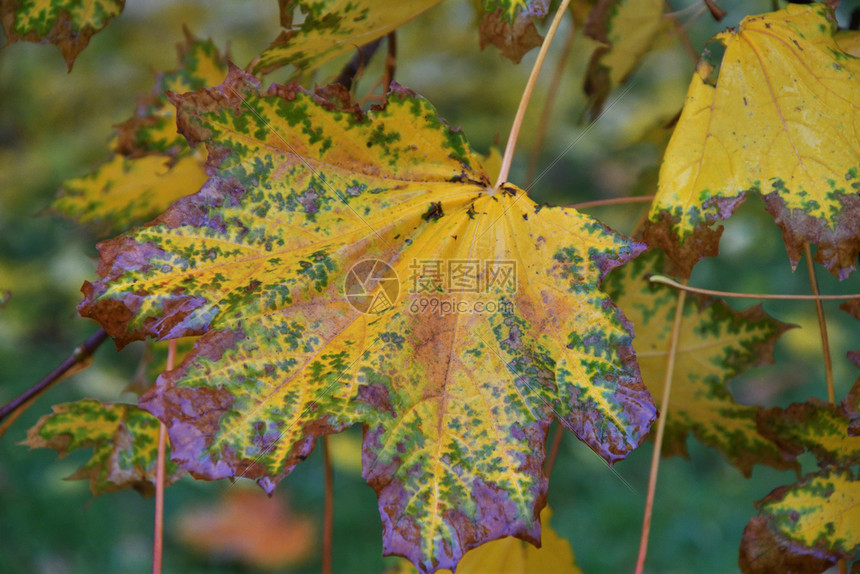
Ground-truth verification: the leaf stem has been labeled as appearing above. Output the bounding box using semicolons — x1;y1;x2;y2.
524;20;576;188
804;244;836;403
0;328;108;436
649;275;860;302
495;0;573;189
152;339;176;574
323;435;333;574
635;284;687;574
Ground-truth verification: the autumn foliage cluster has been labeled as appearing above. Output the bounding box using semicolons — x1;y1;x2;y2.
1;0;860;572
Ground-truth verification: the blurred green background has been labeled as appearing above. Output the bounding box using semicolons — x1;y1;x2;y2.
1;0;859;572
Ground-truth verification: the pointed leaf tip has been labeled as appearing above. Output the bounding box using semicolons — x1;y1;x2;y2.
1;0;125;68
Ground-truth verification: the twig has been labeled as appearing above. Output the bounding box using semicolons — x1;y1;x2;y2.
495;0;573;189
0;328;108;435
323;435;333;574
664;0;700;64
544;423;564;479
152;339;176;574
803;244;847;574
804;245;836;405
384;32;397;91
635;284;687;574
702;0;726;21
524;21;576;188
649;275;860;302
356;33;397;107
334;39;383;91
567;195;655;210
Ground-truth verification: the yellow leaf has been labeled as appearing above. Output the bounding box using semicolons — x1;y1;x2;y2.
53;150;208;235
740;469;860;573
605;249;797;476
79;67;655;572
391;506;582;574
584;0;670;115
644;4;860;279
52;32;227;235
758;398;860;471
254;0;441;76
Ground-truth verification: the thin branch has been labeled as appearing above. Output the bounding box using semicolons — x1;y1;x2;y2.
567;195;655;210
524;21;576;188
495;0;573;189
322;435;334;574
664;0;700;64
635;284;688;574
804;244;836;405
702;0;726;21
544;423;564;480
334;39;383;91
152;339;176;574
649;275;860;302
384;32;397;91
0;328;108;435
356;33;397;107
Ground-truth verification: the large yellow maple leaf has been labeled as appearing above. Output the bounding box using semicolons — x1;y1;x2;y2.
78;66;655;572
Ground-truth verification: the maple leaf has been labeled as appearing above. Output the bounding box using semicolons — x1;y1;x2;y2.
479;0;548;64
24;399;185;495
757;398;860;470
52;31;228;234
113;30;230;158
392;506;583;573
583;0;669;117
252;0;442;76
0;0;124;69
739;468;860;574
78;66;655;572
53;152;209;236
604;249;797;476
741;357;860;573
643;4;860;279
